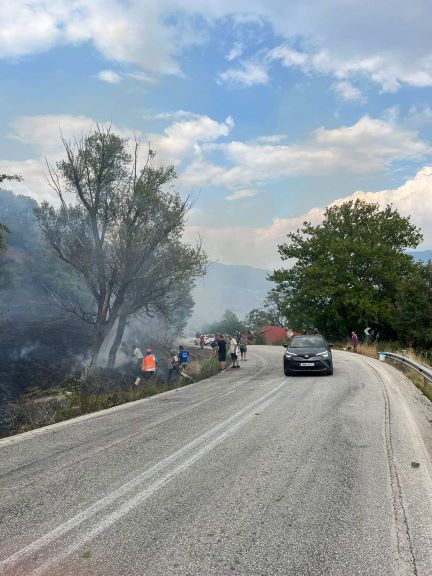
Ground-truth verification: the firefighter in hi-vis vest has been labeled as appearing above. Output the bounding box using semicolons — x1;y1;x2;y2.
141;348;158;380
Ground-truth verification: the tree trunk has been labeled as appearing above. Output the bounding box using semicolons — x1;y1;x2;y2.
107;314;128;369
86;324;108;373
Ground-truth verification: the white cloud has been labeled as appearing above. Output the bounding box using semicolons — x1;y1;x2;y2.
226;42;243;62
4;114;139;203
330;166;432;248
332;81;366;104
0;159;54;202
267;45;309;68
97;70;122;84
181;114;431;190
226;189;257;201
10;114;135;157
148;115;234;165
186;166;432;268
218;60;269;87
2;1;432;90
10;114;97;157
3;112;236;202
9;112;431;208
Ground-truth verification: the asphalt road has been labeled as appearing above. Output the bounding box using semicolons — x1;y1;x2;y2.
1;346;432;576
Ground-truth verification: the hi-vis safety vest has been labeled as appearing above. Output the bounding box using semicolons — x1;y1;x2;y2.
142;355;156;372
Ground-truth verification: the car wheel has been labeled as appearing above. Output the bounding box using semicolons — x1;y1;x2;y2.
284;366;291;376
327;365;333;375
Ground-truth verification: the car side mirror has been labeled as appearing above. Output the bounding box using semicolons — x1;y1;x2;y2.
329;344;333;348
283;344;288;348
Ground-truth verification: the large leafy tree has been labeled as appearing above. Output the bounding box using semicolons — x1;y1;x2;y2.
35;127;206;368
270;199;422;340
393;261;432;347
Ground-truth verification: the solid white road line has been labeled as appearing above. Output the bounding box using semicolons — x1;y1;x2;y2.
0;379;287;576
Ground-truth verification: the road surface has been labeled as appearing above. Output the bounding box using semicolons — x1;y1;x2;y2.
1;347;432;575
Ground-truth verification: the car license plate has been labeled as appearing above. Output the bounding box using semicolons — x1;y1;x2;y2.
300;362;314;366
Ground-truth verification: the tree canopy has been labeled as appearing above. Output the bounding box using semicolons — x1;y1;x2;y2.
270;199;424;341
35;126;206;367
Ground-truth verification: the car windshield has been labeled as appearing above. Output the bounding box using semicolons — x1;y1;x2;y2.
289;336;326;348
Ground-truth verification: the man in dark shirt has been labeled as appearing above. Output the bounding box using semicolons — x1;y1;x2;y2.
216;334;227;371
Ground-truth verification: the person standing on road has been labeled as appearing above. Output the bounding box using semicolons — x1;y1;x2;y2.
199;334;205;350
239;334;248;361
132;344;144;386
216;334;227;372
228;335;240;369
142;348;158;379
351;331;359;352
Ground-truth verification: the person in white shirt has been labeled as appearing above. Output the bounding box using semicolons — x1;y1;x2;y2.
132;344;143;385
228;336;240;369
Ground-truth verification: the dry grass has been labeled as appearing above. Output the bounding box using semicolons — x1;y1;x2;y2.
1;349;217;438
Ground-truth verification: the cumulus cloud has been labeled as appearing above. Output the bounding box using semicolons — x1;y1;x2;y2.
186;166;432;268
181;114;431;190
2;1;432;91
7;111;432;210
148;115;234;165
3;112;235;202
330;166;432;247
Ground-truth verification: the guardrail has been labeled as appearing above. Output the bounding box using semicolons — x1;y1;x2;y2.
379;351;432;399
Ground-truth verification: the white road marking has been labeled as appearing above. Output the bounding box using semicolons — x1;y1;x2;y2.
0;379;286;576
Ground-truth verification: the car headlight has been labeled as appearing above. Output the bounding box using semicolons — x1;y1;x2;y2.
316;351;329;358
285;351;296;357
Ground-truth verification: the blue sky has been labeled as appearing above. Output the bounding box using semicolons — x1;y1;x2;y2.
1;1;432;268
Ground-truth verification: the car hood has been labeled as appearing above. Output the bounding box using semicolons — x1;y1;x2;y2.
285;346;328;356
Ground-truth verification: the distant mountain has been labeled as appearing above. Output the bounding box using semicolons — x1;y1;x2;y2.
189;261;272;331
408;250;432;262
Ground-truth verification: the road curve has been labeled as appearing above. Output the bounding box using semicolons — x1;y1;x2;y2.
0;346;431;576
